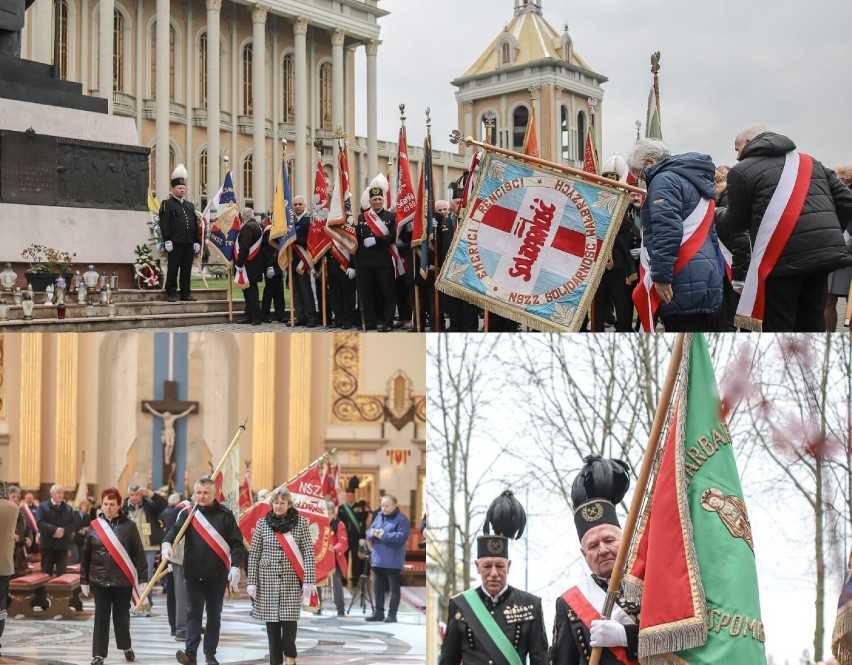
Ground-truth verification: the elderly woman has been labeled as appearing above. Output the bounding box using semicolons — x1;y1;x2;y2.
247;488;316;665
80;487;147;665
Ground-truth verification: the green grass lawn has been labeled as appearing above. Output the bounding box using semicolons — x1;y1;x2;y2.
191;277;291;308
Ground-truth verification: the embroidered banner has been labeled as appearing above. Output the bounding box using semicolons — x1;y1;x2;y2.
436;151;629;331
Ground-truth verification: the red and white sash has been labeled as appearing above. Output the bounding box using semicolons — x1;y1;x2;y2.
191;510;231;572
274;531;319;610
364;210;405;278
632;197;715;332
90;517;146;606
234;223;264;289
561;576;637;665
737;151;813;324
718;240;733;283
22;504;39;542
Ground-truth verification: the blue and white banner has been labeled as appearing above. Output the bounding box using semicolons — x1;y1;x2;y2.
436;151;629;331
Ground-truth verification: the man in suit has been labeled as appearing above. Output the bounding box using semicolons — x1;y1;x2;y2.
37;484;79;575
0;0;35;57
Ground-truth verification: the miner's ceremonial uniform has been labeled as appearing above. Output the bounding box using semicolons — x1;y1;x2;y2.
355;187;397;331
440;585;549;665
160;166;201;302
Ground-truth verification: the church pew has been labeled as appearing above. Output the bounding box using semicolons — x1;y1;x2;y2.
8;572;52;618
43;573;84;619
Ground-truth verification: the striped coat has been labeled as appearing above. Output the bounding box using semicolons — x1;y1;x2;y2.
247;515;316;622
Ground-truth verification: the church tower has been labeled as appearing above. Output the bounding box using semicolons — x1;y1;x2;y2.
452;0;606;168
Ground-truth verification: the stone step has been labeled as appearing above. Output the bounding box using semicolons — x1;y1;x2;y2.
6;288;231;305
0;310;235;332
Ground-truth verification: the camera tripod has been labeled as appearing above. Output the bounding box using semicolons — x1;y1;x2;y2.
347;557;373;615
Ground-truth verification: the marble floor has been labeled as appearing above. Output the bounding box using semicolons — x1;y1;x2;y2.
0;586;426;665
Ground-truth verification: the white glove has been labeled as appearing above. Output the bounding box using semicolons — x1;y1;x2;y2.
732;280;744;295
266;267;275;279
161;542;172;560
364;237;377;248
81;584;90;597
590;619;628;648
228;566;241;592
165;241;174;253
346;268;356;280
247;584;257;599
193;243;201;254
630;248;641;260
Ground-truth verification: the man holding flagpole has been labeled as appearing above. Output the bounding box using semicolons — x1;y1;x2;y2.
163;477;244;665
439;491;548;665
356;185;398;332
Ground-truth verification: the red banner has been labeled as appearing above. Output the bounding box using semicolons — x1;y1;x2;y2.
395;125;417;230
307;158;332;262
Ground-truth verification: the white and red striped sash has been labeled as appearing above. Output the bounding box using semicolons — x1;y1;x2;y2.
737;151;813;323
718;240;733;283
329;242;351;271
22;504;39;540
90;517;146;606
273;531;306;582
234;225;264;288
191;510;231;572
364;210;405;278
632;197;715;332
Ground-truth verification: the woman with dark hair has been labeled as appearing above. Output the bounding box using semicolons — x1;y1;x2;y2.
247;488;316;665
80;487;147;665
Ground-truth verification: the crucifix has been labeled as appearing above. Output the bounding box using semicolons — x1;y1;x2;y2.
141;380;199;486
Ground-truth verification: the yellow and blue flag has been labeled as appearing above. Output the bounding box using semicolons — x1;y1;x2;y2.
270;157;296;270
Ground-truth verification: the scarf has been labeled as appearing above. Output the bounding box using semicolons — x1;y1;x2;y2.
265;507;299;534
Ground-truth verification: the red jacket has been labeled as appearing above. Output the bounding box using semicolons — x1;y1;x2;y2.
330;517;348;577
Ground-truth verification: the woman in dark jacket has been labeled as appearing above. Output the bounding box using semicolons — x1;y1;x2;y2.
81;487;147;665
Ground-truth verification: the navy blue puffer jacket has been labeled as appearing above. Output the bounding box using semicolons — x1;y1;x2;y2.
641;152;723;316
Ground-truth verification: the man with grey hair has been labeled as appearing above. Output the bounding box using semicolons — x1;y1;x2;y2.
37;484;79;575
234;207;264;325
365;494;410;623
292;195;320;327
719;126;852;331
123;484;167;614
627;138;723;331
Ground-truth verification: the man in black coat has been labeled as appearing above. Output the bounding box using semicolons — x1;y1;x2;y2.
721;126;852;331
37;484;79;575
337;483;369;587
123;484;168;611
234;208;264;325
160;165;201;303
355;187;397;331
163;478;244;665
0;0;35;57
439;525;548;664
291;196;319;327
259;218;286;323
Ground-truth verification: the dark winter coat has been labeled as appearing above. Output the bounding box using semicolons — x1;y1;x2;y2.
714;187;752;282
164;500;244;581
121;492;168;547
160;196;201;244
37;500;79;550
366;507;410;570
234;218;264;282
355;208;397;268
722;132;852;276
261;225;283;276
641;152;723;316
80;513;148;589
295;213;311;248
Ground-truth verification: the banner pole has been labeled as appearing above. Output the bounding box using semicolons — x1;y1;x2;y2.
288;246;295;327
413;248;421;332
588;334;685;665
135;419;248;611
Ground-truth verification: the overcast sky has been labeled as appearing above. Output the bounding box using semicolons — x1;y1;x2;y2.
356;0;852;171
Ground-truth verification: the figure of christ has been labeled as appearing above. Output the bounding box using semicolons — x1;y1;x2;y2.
142;402;196;466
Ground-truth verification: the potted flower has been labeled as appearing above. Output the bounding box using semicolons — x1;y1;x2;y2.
134;244;164;290
21;243;76;292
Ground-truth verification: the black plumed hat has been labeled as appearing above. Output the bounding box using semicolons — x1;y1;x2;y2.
347;476;360;493
478;490;526;559
571;455;630;541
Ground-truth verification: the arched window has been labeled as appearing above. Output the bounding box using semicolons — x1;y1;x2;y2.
242;43;253;115
512;106;529;151
282;53;294;123
319;62;332;130
576;111;587;162
199;149;208;200
58;0;69;80
243;154;253;201
149;145;176;191
501;41;510;64
151;23;176;99
198;31;207;107
113;9;125;92
560;106;570;163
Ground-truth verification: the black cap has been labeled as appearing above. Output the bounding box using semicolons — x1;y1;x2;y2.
571;455;630;541
477;490;526;559
368;186;383;198
347;476;360;493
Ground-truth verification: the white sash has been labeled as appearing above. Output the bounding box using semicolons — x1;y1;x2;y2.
576;575;636;628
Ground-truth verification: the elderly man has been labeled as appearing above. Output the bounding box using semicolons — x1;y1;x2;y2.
719;125;852;331
164;477;244;665
123;484;167;613
355;186;397;331
365;494;410;623
234;208;264;325
160;164;201;303
37;484;79;575
292;195;319;327
552;456;639;665
440;491;548;664
0;0;35;57
627;138;723;332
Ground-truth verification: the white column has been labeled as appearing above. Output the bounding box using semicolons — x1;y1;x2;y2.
206;0;221;192
33;0;52;64
184;2;193;196
463;100;473;157
66;1;77;81
271;16;279;183
98;0;114;111
293;17;308;197
135;0;144;138
365;39;379;180
331;29;344;151
230;4;237;183
251;5;268;211
79;0;88;90
155;0;170;200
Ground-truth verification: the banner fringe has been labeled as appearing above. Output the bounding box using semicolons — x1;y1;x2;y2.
832;605;852;665
734;314;763;332
621;574;644;605
638;621;708;660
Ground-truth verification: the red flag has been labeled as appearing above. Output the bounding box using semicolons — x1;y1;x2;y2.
239;470;252;511
395;124;417;232
411;162;426;246
307;158;332;263
522;109;539;158
322;462;341;508
326;140;357;265
287;464;335;584
583;129;599;175
238;500;270;545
